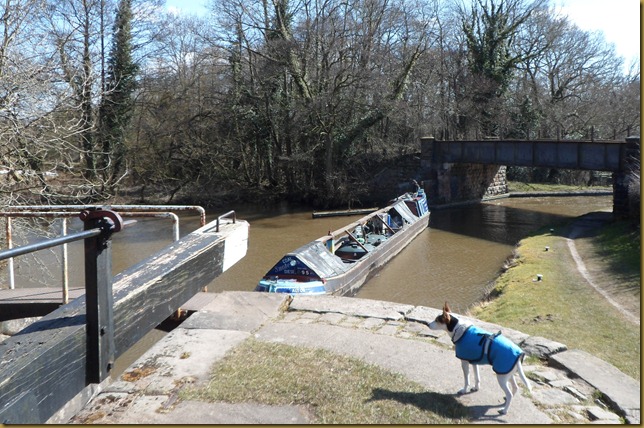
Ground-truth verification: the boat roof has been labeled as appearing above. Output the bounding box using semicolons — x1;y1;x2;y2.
279;198;421;280
285;240;353;278
320;198;418;240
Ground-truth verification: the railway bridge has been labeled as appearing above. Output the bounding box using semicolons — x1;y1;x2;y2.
419;136;640;217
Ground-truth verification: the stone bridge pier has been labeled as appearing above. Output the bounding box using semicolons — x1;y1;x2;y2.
422;161;508;207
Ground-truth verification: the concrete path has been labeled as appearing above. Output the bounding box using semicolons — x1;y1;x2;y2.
67;292;639;424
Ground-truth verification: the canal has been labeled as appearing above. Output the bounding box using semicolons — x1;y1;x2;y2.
206;195;612;312
8;195;612;312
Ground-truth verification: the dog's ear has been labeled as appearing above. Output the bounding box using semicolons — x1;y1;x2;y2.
442;302;451;323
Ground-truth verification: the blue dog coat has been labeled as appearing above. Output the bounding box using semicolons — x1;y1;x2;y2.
453;325;524;374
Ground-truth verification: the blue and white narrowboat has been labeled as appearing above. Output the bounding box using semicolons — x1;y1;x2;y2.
256;188;430;296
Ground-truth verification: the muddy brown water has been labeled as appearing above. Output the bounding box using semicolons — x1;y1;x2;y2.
206;195;612;312
9;195;612;311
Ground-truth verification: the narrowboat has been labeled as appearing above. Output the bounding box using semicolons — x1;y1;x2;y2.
255;188;430;296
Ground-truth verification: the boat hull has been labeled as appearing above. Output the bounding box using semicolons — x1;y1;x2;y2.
323;212;428;296
256;190;430;296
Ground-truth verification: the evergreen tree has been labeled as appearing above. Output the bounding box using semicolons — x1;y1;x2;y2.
97;0;138;190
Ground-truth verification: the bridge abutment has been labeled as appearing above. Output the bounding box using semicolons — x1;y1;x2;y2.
613;136;640;219
421;137;508;206
423;162;507;206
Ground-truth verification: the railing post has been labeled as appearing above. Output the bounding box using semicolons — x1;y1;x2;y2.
80;208;122;384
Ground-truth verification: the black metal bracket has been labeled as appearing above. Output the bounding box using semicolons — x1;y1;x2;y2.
80;208;123;384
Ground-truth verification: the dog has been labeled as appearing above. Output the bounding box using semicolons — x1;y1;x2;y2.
427;302;531;415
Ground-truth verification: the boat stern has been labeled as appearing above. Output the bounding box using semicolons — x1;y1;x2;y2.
256;277;327;295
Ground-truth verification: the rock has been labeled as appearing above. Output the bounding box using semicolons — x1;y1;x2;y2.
291;295;413;321
565;409;586;422
586;405;621;422
531;388;580;407
548;379;573;388
532;368;562;383
520;335;567;358
549;349;640;421
563;385;587;401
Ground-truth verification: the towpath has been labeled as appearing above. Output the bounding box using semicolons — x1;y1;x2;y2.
66;292;639;424
565;211;640;325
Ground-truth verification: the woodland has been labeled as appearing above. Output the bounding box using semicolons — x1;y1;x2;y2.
0;0;640;209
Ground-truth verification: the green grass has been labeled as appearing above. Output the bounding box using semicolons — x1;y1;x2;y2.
593;220;641;273
507;181;611;193
181;338;470;424
471;223;640;379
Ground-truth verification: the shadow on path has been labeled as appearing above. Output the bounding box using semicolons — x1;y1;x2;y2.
367;387;469;420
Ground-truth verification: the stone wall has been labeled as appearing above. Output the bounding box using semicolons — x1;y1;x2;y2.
613;136;640;219
367;150;509;207
422;162;507;206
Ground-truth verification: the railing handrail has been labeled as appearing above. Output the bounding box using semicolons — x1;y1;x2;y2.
0;209;125;390
216;210;236;232
7;204;207;226
1;208;188;293
0;228;103;261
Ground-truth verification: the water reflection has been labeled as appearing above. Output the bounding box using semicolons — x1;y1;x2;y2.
429;203;570;245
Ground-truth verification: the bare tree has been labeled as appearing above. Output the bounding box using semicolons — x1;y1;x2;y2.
199;0;439;205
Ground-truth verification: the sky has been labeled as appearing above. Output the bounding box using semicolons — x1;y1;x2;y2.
554;0;640;68
165;0;641;69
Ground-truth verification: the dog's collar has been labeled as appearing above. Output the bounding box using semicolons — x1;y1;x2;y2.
451;320;472;343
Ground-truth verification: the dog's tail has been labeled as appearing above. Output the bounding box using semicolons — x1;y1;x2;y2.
517;354;532;392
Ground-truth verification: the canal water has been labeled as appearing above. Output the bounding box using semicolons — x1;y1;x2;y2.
7;195;612;312
205;195;612;312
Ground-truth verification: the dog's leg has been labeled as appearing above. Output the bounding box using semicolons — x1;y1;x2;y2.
510;374;519;395
497;374;513;415
458;360;471;394
471;363;480;392
516;359;532;392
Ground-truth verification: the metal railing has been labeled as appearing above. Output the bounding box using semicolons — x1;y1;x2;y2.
10;204;206;226
0;208;128;384
1;205;202;302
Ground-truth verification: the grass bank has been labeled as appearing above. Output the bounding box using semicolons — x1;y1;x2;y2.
470;217;640;380
507;181;612;193
181;338;470;424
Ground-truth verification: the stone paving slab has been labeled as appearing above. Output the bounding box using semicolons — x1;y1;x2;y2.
290;295;413;320
521;335;568;359
549;349;640;424
182;291;287;332
120;328;250;393
111;397;312;424
67;292;636;425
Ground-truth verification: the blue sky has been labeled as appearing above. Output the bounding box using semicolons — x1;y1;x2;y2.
165;0;640;68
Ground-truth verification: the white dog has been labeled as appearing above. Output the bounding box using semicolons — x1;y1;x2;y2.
427;303;531;415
